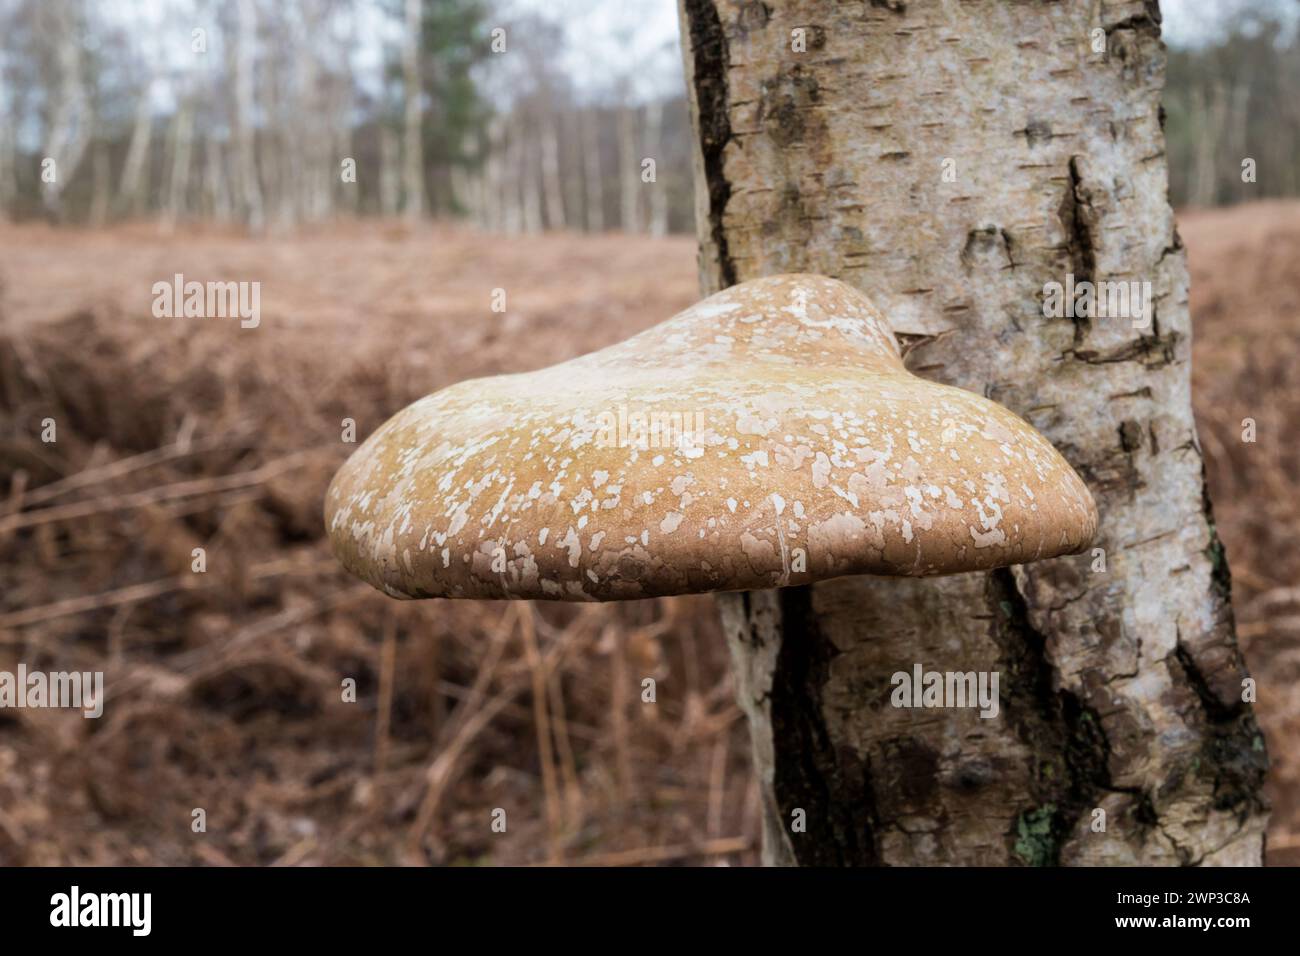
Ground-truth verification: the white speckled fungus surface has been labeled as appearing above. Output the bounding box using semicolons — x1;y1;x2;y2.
325;274;1098;601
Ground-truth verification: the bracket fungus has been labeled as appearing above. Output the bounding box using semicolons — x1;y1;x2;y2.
325;274;1098;601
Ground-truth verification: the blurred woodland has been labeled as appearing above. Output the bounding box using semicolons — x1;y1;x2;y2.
0;0;694;232
1;0;1297;232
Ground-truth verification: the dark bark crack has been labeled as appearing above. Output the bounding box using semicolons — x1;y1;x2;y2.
682;0;738;288
1057;157;1099;344
1104;2;1162;42
766;585;879;866
986;569;1114;865
1161;477;1272;821
1066;326;1180;369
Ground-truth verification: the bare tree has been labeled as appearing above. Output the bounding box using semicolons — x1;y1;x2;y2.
617;100;640;233
501;121;522;234
117;77;155;217
87;140;109;226
680;0;1268;866
481;113;506;230
644;97;667;237
580;106;604;232
1192;84;1229;207
203;136;232;222
0;45;17;220
38;0;92;219
520;117;543;234
233;0;264;229
379;123;400;217
400;0;424;221
540;109;566;229
162;89;194;229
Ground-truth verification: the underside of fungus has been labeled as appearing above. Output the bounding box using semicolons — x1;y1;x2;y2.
325;274;1098;601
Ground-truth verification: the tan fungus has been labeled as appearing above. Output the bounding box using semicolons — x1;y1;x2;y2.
325;275;1098;601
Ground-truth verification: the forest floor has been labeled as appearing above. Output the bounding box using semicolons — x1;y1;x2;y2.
0;202;1297;865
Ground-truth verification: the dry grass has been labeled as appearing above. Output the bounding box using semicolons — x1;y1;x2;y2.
1183;201;1300;863
0;205;1296;865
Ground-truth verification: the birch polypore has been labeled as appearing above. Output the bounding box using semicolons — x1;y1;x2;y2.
325;275;1096;602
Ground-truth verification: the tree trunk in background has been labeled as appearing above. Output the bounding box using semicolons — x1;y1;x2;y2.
379;124;400;218
234;0;263;229
540;111;566;229
679;0;1268;865
0;124;13;220
88;140;109;226
482;114;505;230
618;103;641;232
162;94;194;230
204;136;231;223
645;98;668;237
1192;84;1228;208
581;107;604;232
521;121;543;234
561;111;584;230
502;123;523;234
0;64;13;219
337;124;358;216
40;1;92;220
293;9;329;224
116;78;153;216
401;0;424;221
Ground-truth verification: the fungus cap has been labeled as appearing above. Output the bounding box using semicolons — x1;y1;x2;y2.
325;274;1098;601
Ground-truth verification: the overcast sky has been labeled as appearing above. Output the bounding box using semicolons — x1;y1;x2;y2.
525;0;1298;99
105;0;1299;108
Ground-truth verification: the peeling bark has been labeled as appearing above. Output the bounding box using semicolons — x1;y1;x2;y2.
684;0;1268;865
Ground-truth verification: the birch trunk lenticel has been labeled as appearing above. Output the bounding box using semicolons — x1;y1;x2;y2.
678;0;1268;865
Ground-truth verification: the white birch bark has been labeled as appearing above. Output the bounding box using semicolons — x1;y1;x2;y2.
40;0;92;219
680;0;1268;866
117;78;154;217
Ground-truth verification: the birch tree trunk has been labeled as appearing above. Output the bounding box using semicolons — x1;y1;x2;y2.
540;111;566;229
401;0;424;222
0;119;13;220
0;66;13;219
618;103;641;232
234;0;263;229
581;107;604;232
645;98;668;237
1192;84;1228;208
679;0;1268;866
502;122;523;234
162;93;194;230
482;114;506;231
88;140;109;226
204;135;232;223
521;121;543;234
117;78;154;217
40;0;91;220
379;124;400;218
